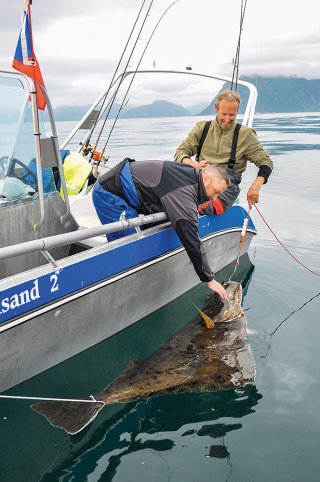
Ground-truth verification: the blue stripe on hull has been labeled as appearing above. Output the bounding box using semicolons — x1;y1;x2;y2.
0;206;255;325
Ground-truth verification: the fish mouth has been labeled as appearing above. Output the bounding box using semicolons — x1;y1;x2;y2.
222;281;243;302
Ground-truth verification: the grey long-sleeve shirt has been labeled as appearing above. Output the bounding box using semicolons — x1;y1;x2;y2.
130;160;215;282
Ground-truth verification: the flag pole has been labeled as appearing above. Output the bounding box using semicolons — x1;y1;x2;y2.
12;0;46;110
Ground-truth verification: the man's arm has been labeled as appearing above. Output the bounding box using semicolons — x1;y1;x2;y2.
160;188;227;298
245;130;273;207
247;175;266;207
174;122;207;167
180;157;208;169
175;218;227;298
245;129;274;171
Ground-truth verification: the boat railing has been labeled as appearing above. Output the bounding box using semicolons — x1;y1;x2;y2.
60;69;258;149
0;212;168;267
38;83;71;225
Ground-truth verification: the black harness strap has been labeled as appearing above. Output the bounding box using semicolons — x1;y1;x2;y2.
195;120;211;162
196;121;242;170
228;123;241;169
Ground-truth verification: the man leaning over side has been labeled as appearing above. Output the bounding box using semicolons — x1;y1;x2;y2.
93;159;230;299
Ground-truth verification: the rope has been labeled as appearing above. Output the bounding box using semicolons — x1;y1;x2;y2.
254;204;320;277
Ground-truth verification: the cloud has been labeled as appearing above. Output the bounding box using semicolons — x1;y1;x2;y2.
235;34;320;80
1;0;320;108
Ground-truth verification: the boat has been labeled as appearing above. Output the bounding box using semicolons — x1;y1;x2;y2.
0;63;257;393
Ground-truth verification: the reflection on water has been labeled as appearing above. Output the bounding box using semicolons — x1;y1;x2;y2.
41;386;262;481
256;289;320;363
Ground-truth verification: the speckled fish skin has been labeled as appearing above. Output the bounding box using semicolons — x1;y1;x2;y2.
32;281;254;435
98;281;249;405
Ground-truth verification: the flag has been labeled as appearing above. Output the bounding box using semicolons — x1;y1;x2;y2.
12;1;46;110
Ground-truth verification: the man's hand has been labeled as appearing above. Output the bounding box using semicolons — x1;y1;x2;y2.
207;279;228;299
197;160;209;169
182;158;209;169
247;176;265;208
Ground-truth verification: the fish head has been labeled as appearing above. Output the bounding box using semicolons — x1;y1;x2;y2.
222;281;243;306
201;281;244;324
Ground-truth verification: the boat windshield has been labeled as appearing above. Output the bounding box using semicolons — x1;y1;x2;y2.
0;73;55;203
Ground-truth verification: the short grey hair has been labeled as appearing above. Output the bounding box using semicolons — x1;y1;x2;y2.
203;164;230;186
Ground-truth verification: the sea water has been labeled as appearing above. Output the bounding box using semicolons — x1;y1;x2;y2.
1;114;320;482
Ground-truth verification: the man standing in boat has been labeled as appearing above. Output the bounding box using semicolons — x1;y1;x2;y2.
93;160;229;299
174;90;273;213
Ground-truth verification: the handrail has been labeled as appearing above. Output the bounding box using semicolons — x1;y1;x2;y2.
29;75;45;230
0;212;168;261
38;83;71;223
118;70;258;126
60;69;258;149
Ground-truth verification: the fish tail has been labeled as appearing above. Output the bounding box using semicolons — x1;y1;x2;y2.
194;305;215;329
32;399;105;435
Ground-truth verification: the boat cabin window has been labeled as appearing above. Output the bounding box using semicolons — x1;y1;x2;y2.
0;74;56;204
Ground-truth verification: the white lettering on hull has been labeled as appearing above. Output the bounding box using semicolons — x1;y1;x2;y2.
0;280;40;314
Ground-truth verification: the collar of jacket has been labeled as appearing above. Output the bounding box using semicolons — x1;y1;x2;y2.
214;116;236;133
198;170;210;204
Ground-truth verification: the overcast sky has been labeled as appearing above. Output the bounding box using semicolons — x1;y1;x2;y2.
1;0;319;108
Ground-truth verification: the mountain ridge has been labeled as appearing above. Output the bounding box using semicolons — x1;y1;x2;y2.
50;77;320;120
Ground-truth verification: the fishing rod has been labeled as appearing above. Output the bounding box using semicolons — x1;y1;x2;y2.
87;0;155;162
80;0;151;156
98;0;181;161
231;0;248;91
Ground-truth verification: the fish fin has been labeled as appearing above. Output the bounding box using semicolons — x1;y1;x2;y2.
194;305;215;329
111;358;140;381
31;400;105;435
246;328;257;335
126;358;140;370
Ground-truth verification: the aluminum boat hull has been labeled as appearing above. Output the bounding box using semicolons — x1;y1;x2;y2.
0;206;255;392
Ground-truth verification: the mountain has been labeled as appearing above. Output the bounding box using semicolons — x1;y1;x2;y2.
186;102;208;115
52;102;122;121
199;77;320;115
121;100;190;118
50;100;190;121
53;105;91;121
245;77;320;112
44;77;320;122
